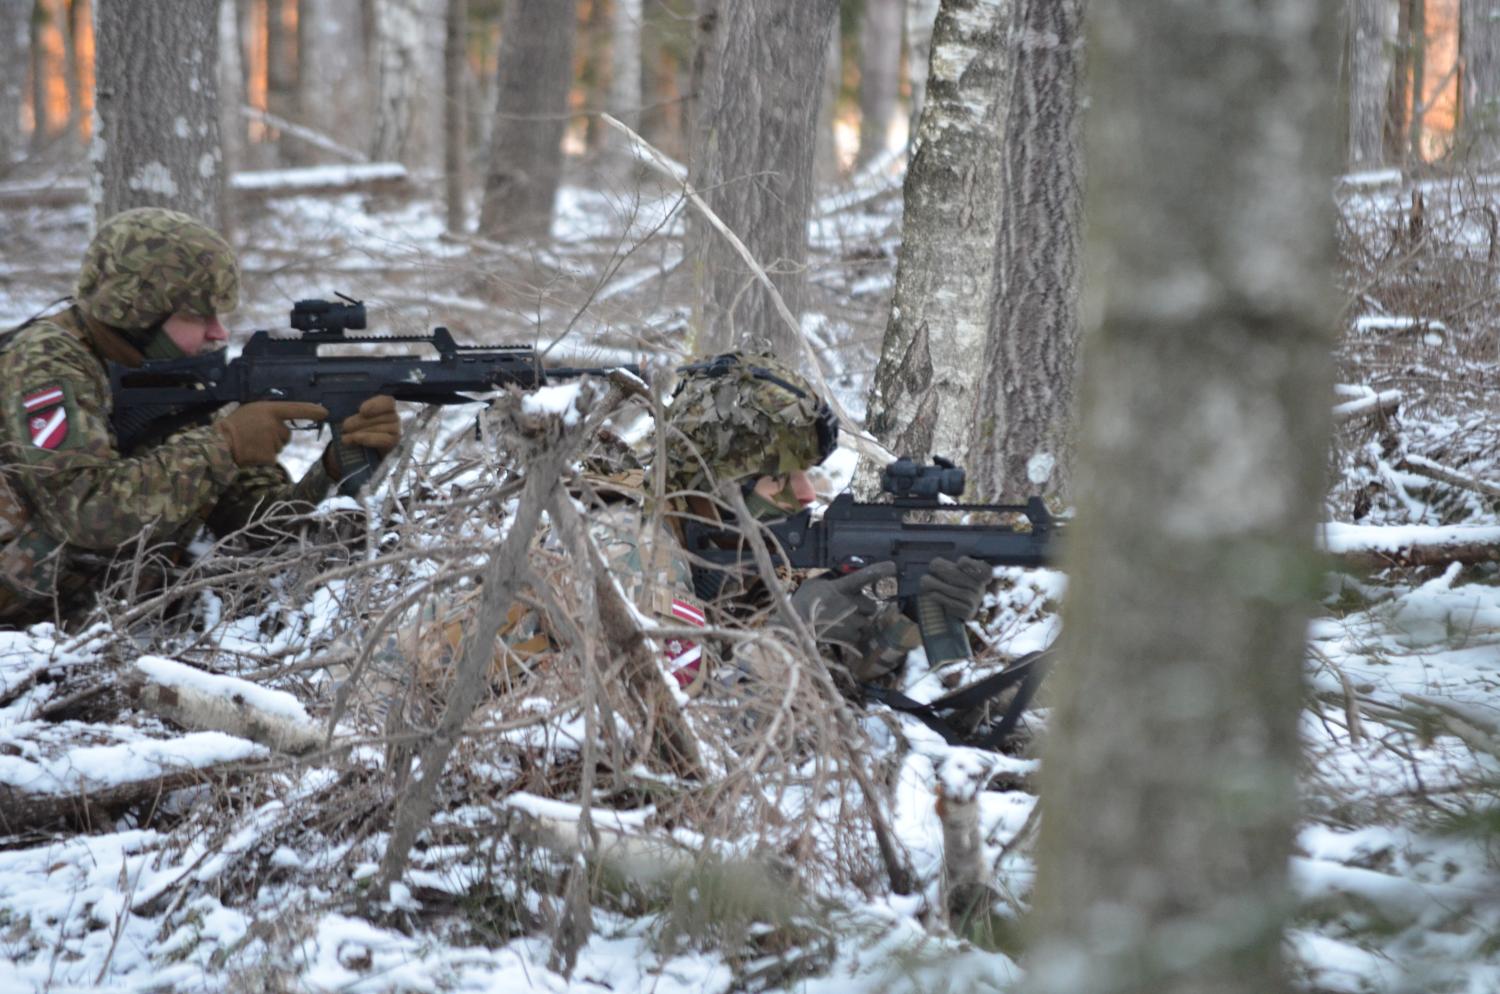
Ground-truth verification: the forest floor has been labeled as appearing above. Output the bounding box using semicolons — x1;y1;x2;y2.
0;157;1496;993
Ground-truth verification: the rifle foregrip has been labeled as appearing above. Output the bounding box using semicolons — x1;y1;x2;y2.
330;426;383;497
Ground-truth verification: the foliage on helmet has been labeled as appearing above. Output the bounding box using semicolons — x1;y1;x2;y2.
74;207;240;331
662;352;836;495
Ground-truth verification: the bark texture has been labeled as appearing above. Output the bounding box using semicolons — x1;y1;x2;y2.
1022;5;1338;994
93;0;226;229
0;0;27;167
1346;0;1389;167
478;0;578;241
968;0;1084;502
687;0;839;355
865;0;1015;476
1462;0;1500;160
857;0;905;166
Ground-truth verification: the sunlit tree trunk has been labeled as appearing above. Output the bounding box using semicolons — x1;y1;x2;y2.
0;0;26;167
93;0;226;229
28;2;52;151
1022;6;1338;994
1461;0;1500;161
967;0;1084;502
857;0;904;166
477;0;578;241
217;0;244;233
687;0;839;355
443;0;465;232
865;0;1014;476
1346;0;1388;168
60;0;83;147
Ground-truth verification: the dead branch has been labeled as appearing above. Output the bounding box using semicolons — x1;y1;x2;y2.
123;661;323;756
1396;455;1500;500
1332;389;1402;424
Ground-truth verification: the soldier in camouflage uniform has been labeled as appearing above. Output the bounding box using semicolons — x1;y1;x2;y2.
593;351;992;688
0;207;401;626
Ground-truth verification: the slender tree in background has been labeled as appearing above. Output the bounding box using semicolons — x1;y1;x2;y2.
478;0;578;241
28;2;51;151
59;0;84;149
443;0;466;232
1461;0;1500;161
1022;5;1338;994
687;0;839;355
1346;0;1388;168
857;0;904;167
967;0;1083;502
370;0;424;163
905;0;940;143
864;0;1014;480
814;24;842;184
0;0;26;167
217;0;245;232
606;0;644;171
93;0;226;229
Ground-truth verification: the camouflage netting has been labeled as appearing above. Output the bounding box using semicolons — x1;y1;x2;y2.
662;352;833;494
75;207;240;331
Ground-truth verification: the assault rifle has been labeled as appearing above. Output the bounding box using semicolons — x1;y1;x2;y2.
682;456;1054;601
108;295;638;494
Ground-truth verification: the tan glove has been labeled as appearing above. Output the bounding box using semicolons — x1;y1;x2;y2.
323;395;401;477
216;401;329;467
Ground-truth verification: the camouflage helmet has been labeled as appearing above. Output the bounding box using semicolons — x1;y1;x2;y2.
663;352;837;494
75;207;239;331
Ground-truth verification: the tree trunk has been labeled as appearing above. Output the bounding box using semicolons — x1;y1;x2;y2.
0;0;26;167
858;0;904;167
477;0;578;241
686;0;839;355
966;0;1084;503
369;0;423;163
814;24;842;184
443;0;466;232
59;0;82;147
606;0;644;168
93;0;226;229
905;0;941;145
864;0;1015;477
1346;0;1388;168
28;1;51;151
217;0;245;234
1461;0;1500;161
1022;6;1338;994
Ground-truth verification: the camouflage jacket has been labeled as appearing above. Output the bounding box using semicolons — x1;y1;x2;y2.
0;308;332;623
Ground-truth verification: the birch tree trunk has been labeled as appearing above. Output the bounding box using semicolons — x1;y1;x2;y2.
966;0;1084;502
857;0;905;167
814;24;842;184
1346;0;1388;167
370;0;423;163
905;0;941;145
0;0;26;167
606;0;644;169
217;0;244;233
864;0;1014;473
93;0;227;229
687;0;840;355
1022;5;1338;994
477;0;578;241
1461;0;1500;161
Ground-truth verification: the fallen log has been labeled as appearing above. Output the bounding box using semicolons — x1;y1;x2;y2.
1321;522;1500;570
1332;389;1401;425
1396;455;1500;500
125;656;324;756
0;162;411;209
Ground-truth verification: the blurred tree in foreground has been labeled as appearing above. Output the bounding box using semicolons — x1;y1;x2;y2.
1023;3;1339;994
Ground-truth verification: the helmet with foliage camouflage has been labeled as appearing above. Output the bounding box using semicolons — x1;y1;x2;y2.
74;207;240;331
663;352;837;494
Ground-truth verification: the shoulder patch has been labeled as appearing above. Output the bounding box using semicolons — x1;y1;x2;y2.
22;385;69;450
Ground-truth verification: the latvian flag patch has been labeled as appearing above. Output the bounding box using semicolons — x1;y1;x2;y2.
665;598;706;687
23;386;68;450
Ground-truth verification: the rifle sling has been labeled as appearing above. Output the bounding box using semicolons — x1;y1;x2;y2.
861;650;1051;751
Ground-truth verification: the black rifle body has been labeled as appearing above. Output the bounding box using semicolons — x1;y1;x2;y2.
686;493;1053;600
109;325;634;494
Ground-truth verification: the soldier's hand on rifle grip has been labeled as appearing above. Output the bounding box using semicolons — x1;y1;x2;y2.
216;401;329;467
790;560;897;647
323;395;401;479
916;556;993;664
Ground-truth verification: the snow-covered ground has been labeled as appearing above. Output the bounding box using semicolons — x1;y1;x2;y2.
0;163;1496;993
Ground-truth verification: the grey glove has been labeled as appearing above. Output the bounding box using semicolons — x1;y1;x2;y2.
790;561;898;647
916;556;992;663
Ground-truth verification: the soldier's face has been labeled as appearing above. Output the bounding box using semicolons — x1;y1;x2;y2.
752;470;816;513
162;312;230;355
